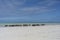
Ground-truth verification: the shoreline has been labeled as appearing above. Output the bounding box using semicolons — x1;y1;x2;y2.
0;23;60;27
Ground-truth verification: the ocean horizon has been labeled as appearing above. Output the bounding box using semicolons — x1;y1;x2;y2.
0;22;60;25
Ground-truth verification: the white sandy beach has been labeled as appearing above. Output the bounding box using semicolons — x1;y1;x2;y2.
0;25;60;40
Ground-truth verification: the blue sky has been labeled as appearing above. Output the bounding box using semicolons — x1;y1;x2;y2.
0;0;60;23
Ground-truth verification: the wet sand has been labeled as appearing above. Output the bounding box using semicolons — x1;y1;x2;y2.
0;25;60;40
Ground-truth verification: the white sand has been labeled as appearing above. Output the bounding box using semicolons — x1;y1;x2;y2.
0;25;60;40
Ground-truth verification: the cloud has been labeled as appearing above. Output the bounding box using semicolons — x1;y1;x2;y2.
0;0;58;14
0;16;30;20
19;7;56;14
0;0;58;18
12;0;57;15
0;0;25;9
0;0;58;16
0;0;59;22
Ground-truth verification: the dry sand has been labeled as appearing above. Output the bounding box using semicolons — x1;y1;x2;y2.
0;25;60;40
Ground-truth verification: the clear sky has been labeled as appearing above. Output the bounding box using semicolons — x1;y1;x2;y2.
0;0;60;23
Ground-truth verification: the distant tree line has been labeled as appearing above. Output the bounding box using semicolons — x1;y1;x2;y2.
5;24;45;27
